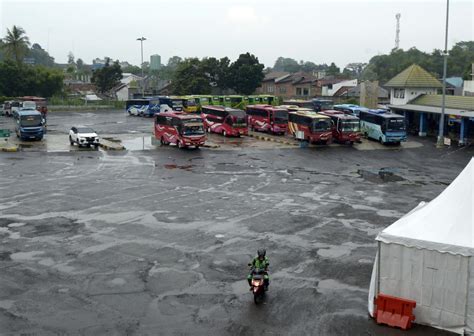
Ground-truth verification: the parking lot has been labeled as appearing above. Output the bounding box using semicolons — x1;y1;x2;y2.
0;110;472;335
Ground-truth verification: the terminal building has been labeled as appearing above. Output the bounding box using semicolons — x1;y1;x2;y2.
387;64;474;146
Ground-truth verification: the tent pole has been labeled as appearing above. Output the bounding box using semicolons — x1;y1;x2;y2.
377;241;381;296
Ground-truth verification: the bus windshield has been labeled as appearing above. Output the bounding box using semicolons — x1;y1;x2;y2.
20;115;42;127
186;99;196;106
386;118;405;131
228;110;246;126
312;119;332;132
181;123;205;136
273;110;288;123
341;120;360;132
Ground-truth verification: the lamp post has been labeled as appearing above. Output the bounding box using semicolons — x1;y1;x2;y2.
137;36;147;97
437;0;449;147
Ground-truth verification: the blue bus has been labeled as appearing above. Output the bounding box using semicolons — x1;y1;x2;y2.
14;109;45;140
126;96;180;117
333;104;369;117
359;109;407;145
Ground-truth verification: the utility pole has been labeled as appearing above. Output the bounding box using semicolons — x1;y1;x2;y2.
437;0;449;147
137;37;147;97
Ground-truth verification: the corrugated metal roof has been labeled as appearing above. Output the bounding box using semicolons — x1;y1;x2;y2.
385;64;442;88
410;94;474;111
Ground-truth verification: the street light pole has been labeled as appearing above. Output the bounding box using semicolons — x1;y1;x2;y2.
437;0;449;146
137;37;147;97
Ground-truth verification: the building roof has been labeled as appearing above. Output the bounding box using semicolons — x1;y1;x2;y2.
410;94;474;111
446;77;464;88
261;71;290;82
385;64;442;88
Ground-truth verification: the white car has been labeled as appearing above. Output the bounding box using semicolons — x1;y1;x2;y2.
69;126;100;148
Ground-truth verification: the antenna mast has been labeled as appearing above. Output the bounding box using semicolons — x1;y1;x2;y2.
395;13;401;49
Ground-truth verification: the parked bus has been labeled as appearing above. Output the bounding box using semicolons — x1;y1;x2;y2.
319;110;361;144
221;95;245;109
14;109;45;140
287;110;333;144
283;99;315;110
333;104;369;117
359;109;407;145
201;105;248;137
154;111;206;149
246;105;288;135
257;95;279;106
311;98;333;112
247;96;262;105
181;96;198;113
125;96;173;117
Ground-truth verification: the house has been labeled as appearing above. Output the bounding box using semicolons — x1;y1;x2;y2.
462;63;474;96
387;64;474;144
445;77;464;96
121;73;143;85
320;79;358;96
255;71;289;95
333;82;389;104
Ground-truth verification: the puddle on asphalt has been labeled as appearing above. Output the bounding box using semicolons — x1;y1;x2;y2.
121;136;154;150
357;168;405;183
164;164;194;171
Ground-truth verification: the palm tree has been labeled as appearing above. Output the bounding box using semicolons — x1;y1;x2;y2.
2;25;30;64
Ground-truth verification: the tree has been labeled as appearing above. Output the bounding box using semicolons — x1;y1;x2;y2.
0;60;63;97
201;56;231;92
67;52;75;65
273;57;300;73
28;43;54;67
1;25;30;64
76;58;84;70
228;53;264;95
91;58;122;94
121;64;141;75
171;58;211;94
327;62;340;76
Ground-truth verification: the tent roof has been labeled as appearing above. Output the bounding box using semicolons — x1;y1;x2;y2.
377;158;474;255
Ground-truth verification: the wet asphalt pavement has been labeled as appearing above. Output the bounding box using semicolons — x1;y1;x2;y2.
0;110;472;335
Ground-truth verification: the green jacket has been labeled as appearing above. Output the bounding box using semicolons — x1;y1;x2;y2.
251;256;269;271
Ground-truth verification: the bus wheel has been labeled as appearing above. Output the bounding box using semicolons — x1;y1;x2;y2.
207;127;211;133
160;137;167;145
177;140;185;149
223;130;227;137
379;137;384;145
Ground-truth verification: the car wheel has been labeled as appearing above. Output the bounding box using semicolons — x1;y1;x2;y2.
69;136;74;145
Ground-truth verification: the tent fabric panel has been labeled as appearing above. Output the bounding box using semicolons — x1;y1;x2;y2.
379;243;468;333
378;159;473;249
466;257;474;333
377;233;474;256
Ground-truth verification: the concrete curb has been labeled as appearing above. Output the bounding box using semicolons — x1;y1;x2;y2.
247;132;299;146
99;139;125;150
0;145;19;152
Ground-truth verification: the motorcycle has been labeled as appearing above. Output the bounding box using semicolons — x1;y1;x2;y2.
249;268;267;304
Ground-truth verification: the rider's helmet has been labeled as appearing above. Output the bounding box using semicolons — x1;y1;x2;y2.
257;248;266;259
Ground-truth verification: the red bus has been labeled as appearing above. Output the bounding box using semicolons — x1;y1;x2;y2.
287;110;333;144
154;111;206;149
246;104;288;135
201;105;248;137
319;110;361;144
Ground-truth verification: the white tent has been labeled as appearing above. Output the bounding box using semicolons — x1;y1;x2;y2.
368;158;474;334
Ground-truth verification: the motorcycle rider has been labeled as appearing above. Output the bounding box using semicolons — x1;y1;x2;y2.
247;248;270;290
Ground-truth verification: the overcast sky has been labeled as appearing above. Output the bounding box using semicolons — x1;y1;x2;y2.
1;0;473;68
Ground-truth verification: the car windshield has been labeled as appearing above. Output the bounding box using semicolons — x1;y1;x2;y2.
181;123;205;135
341;120;360;132
312;119;332;132
386;118;405;131
77;127;95;133
273;110;288;123
20;115;42;127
